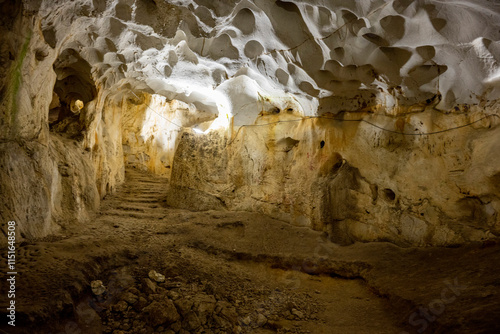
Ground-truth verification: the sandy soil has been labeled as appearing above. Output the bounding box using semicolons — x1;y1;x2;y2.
1;168;499;333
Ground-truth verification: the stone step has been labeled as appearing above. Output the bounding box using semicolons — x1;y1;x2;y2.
121;182;166;187
110;197;164;204
103;201;162;208
115;196;165;202
100;209;168;220
119;188;166;193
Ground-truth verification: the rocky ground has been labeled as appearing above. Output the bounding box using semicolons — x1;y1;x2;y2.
1;168;499;334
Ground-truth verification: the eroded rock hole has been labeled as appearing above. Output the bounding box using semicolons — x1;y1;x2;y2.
383;188;396;201
49;49;96;139
42;25;57;48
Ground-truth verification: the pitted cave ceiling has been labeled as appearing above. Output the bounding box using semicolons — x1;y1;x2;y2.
36;0;500;121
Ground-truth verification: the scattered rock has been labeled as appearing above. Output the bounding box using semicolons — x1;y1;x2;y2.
291;308;304;319
91;280;106;296
241;315;251;326
133;297;148;312
100;269;317;334
142;299;180;327
113;300;128;313
182;311;201;331
171;321;182;332
128;287;140;295
256;313;267;327
219;304;238;323
142;278;157;294
174;298;194;317
193;294;216;324
167;290;180;300
121;291;138;305
148;270;166;283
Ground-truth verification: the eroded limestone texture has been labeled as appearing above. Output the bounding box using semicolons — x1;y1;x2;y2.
169;110;500;246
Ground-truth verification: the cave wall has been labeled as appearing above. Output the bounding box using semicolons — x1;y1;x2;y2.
0;0;125;240
0;0;217;240
168;106;500;246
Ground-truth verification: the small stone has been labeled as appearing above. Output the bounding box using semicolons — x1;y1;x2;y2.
156;286;168;295
113;300;129;313
167;290;180;300
121;292;138;305
182;312;201;331
291;308;304;319
142;278;157;294
148;270;166;283
193;294;216;324
284;310;293;320
120;322;131;331
213;314;230;329
132;320;144;329
219;305;238;323
143;299;180;327
171;321;182;332
241;316;251;326
91;280;106;296
174;298;194;317
255;313;267;327
133;297;148;311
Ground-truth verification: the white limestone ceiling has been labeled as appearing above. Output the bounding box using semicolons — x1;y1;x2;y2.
38;0;500;127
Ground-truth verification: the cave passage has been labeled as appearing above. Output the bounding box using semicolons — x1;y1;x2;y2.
1;0;500;333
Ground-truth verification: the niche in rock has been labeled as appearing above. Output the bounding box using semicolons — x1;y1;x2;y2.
49;49;97;140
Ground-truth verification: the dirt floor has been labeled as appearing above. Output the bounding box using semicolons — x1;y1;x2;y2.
1;168;499;333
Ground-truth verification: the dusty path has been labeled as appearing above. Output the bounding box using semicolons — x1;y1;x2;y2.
1;168;499;333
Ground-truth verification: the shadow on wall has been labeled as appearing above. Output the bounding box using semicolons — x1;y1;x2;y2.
319;159;360;245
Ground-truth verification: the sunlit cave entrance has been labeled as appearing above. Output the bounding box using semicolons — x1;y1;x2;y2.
1;0;500;333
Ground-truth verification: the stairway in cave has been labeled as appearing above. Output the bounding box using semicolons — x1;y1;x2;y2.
82;168;408;334
98;168;170;223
